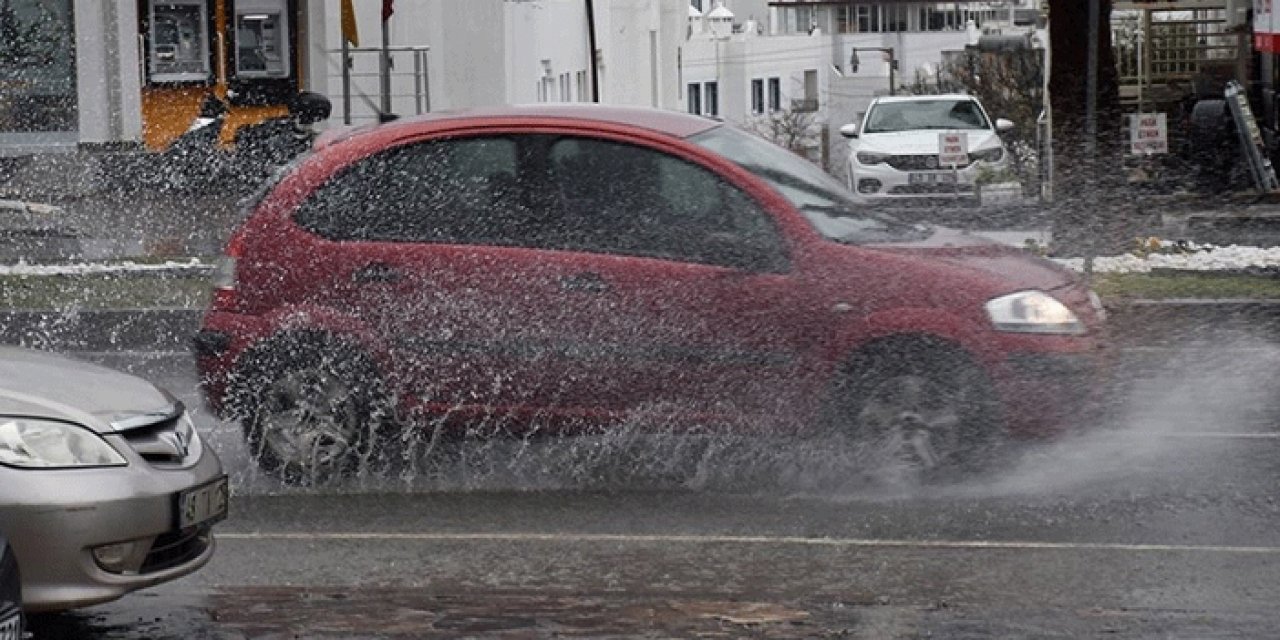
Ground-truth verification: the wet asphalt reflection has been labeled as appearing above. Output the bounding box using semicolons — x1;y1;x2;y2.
28;336;1280;638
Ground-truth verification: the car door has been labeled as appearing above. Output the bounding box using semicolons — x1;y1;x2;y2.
288;134;625;424
538;135;827;427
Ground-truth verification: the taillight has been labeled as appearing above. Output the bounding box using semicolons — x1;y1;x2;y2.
212;255;237;290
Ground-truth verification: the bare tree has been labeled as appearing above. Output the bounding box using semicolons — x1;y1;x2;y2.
747;108;822;162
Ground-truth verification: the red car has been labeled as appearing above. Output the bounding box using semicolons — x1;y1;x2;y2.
194;104;1106;484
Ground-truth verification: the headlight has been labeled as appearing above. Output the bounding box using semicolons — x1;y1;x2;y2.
0;418;127;468
971;147;1005;163
985;290;1085;335
856;151;892;165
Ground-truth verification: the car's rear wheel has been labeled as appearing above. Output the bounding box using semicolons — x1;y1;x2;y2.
829;340;1004;480
237;337;392;485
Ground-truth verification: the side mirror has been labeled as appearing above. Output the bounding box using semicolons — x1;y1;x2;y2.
839;123;860;139
995;118;1015;132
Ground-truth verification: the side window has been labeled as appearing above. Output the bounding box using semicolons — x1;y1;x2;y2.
545;136;787;270
294;136;523;244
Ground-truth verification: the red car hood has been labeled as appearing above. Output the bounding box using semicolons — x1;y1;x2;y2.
870;227;1079;293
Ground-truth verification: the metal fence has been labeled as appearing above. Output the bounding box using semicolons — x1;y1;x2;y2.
330;46;431;125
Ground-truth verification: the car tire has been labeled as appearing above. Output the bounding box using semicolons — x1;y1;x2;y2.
237;336;393;485
827;339;1004;481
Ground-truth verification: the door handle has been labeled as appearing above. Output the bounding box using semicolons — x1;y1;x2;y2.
352;263;403;284
559;272;609;293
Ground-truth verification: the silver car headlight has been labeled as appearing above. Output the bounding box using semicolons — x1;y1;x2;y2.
985;290;1086;335
0;418;127;468
971;147;1005;163
856;151;892;165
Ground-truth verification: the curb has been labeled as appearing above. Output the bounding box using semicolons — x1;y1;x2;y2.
0;308;202;352
0;300;1276;353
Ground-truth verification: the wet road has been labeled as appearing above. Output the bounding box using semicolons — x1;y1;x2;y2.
26;335;1280;638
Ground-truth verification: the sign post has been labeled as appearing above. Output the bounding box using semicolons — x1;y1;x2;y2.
938;132;969;197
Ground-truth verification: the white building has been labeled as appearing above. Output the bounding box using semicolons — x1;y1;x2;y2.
0;0;1037;163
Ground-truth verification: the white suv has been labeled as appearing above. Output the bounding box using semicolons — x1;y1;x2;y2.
841;94;1013;202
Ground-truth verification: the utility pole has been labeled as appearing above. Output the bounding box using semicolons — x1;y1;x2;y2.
585;0;600;102
380;2;393;116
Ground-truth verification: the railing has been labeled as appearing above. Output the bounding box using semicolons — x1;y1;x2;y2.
330;46;431;125
1112;4;1247;106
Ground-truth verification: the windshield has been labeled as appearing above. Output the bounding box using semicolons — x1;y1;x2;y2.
863;98;990;133
688;125;929;244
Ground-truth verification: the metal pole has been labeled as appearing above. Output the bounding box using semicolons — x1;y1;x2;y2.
423;49;431;112
380;15;392;115
1086;0;1100;159
888;47;896;96
341;38;352;125
413;49;423;114
585;0;600;102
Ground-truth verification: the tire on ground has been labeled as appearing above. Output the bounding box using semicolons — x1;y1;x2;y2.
233;333;394;485
827;336;1005;478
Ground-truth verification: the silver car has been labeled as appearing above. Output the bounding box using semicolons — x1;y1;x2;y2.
0;347;225;612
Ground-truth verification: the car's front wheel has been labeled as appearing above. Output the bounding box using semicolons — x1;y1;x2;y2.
828;340;1004;480
237;337;392;485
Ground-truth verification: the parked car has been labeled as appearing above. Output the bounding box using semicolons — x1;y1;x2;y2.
841;94;1014;202
194;104;1105;485
0;537;19;640
0;347;226;612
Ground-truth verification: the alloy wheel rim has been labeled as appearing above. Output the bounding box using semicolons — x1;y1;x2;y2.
856;373;965;470
259;367;362;472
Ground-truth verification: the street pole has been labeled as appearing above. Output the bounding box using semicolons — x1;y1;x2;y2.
380;12;392;116
1086;0;1099;159
341;38;352;125
585;0;600;102
1084;0;1102;278
888;47;896;96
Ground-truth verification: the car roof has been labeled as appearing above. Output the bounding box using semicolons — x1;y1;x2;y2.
313;104;724;150
870;94;978;104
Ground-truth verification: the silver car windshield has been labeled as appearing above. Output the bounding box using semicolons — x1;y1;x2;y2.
863;99;990;133
688;125;930;244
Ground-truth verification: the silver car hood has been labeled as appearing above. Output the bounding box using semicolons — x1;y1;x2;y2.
0;346;173;433
855;129;1003;155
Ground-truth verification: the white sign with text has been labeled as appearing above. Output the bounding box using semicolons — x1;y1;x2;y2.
938;132;969;167
1129;113;1168;155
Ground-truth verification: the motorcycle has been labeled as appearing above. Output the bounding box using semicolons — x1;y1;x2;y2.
156;91;332;195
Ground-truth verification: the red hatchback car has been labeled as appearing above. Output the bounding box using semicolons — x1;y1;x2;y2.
195;105;1106;483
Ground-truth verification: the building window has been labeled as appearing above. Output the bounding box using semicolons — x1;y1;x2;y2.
750;79;764;115
885;4;909;32
0;0;76;134
767;77;780;112
576;70;588;101
148;0;212;83
687;83;701;115
703;81;718;117
560;73;571;102
856;5;878;33
837;6;853;33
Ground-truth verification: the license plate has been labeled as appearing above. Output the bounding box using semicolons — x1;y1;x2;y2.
178;476;229;529
0;611;20;640
908;172;958;184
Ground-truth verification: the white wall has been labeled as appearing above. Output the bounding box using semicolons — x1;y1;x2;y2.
312;0;684;125
74;0;143;146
